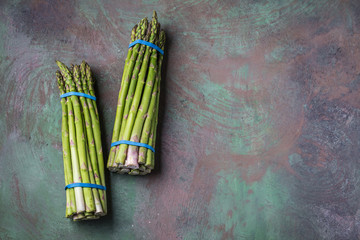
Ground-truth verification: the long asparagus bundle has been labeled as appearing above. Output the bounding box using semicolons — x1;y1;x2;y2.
56;60;107;220
107;11;165;175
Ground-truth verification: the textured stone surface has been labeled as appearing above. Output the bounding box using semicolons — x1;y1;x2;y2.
1;0;360;239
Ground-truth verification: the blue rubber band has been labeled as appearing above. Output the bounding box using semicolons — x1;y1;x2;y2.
65;183;106;190
111;140;155;153
129;40;164;55
60;92;96;101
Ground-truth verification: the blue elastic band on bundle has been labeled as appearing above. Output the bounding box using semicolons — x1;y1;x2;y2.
129;40;164;55
65;183;106;190
60;92;97;101
111;140;155;153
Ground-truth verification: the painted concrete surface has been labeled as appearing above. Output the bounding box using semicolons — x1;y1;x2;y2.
1;0;360;239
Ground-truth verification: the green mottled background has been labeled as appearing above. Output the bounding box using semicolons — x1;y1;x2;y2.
1;0;360;239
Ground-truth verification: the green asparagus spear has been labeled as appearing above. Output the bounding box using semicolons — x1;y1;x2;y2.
84;131;103;215
118;168;130;174
128;169;140;175
137;77;158;165
64;82;85;214
143;30;165;170
84;63;107;213
57;71;77;217
145;116;156;169
73;213;85;221
138;30;165;164
138;165;147;175
57;61;86;214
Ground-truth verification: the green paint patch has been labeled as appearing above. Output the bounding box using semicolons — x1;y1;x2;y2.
288;153;303;167
265;42;309;64
110;176;139;239
78;1;99;21
232;64;249;90
265;47;285;63
185;168;297;239
187;72;274;155
199;0;334;58
143;0;160;5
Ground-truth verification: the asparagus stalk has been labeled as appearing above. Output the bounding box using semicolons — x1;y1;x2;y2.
115;16;159;166
57;61;86;214
138;30;165;164
57;71;77;217
84;63;107;213
145;117;156;169
138;165;147;175
85;64;105;182
118;168;130;174
64;82;85;214
73;213;85;221
57;61;95;213
108;20;146;168
126;25;138;68
85;133;103;215
146;78;162;171
137;80;158;165
128;169;140;175
146;83;160;170
144;30;166;170
85;215;100;220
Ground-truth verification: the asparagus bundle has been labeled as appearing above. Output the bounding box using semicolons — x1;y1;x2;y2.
107;11;165;175
56;60;107;220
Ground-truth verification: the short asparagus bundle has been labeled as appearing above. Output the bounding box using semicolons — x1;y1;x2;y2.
107;11;165;175
56;60;107;220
